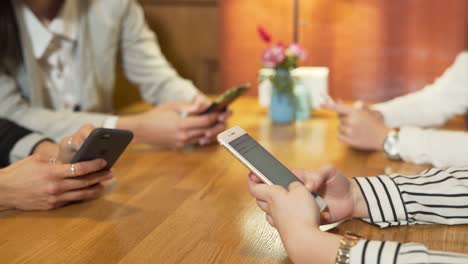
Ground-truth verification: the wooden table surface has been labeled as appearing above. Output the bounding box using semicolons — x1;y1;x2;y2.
0;97;467;263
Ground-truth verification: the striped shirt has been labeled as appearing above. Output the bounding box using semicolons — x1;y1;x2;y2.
350;167;468;263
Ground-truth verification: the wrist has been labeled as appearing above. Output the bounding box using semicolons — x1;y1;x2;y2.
351;180;369;219
0;172;14;211
375;127;392;151
335;231;364;264
285;228;341;264
116;116;143;144
370;109;385;122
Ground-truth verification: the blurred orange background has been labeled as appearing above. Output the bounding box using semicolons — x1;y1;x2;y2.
220;0;468;102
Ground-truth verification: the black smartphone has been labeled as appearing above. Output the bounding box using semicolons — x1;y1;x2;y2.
197;83;250;115
71;128;134;170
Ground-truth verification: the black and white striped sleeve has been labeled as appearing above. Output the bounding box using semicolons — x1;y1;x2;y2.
350;240;468;264
354;167;468;228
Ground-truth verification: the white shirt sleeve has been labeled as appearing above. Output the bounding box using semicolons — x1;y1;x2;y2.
9;133;51;163
119;0;199;104
373;51;468;128
102;116;119;129
397;127;468;167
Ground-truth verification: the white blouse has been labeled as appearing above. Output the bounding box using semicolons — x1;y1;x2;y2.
16;0;118;128
374;51;468;167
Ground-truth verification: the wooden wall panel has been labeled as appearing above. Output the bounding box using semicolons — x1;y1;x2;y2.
115;0;219;109
220;0;468;102
142;4;219;93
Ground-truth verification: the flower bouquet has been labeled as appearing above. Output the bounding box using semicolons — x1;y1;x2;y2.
258;26;308;124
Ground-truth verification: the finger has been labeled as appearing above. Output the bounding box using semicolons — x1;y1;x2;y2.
338;124;352;137
256;200;270;214
69;135;82;152
320;211;333;224
52;159;107;179
51;171;113;194
78;124;95;143
192;93;211;108
180;114;218;130
191;96;211;112
361;104;372;112
287;181;305;192
200;123;226;145
65;136;79;153
266;214;276;228
177;129;207;147
337;134;355;146
333;102;353;115
247;176;274;201
248;173;263;184
53;183;105;204
338;115;351;126
291;169;306;181
182;102;207;115
291;169;318;191
318;164;339;185
302;165;336;192
190;103;208;114
31;153;49;163
206;122;226;137
65;132;84;153
218;110;232;122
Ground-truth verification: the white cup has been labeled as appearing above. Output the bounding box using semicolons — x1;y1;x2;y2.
258;67;330;109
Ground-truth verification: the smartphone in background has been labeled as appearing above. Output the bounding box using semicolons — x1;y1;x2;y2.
217;126;327;211
197;83;250;115
71;128;134;171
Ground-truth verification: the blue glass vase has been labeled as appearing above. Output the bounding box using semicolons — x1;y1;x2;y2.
269;89;295;124
269;69;295;124
294;82;311;121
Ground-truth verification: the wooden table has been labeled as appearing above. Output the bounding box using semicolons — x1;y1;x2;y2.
0;97;466;263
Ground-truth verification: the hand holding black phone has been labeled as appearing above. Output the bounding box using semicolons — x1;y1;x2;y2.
196;83;250;115
71;128;133;171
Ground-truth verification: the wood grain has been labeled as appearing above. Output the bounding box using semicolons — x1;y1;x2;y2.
0;97;466;263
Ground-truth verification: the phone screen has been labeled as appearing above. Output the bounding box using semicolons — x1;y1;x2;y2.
229;133;311;193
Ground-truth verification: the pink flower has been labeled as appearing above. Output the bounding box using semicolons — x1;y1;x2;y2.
257;25;272;43
262;45;286;68
286;43;307;61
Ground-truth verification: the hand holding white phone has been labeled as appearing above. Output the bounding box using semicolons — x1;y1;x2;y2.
217;126;327;212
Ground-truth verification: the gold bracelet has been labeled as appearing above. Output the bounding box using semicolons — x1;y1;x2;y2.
335;231;364;264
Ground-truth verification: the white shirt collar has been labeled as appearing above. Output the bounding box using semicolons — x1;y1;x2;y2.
17;0;79;59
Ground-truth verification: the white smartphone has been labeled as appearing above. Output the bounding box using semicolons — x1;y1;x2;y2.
217;126;327;212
